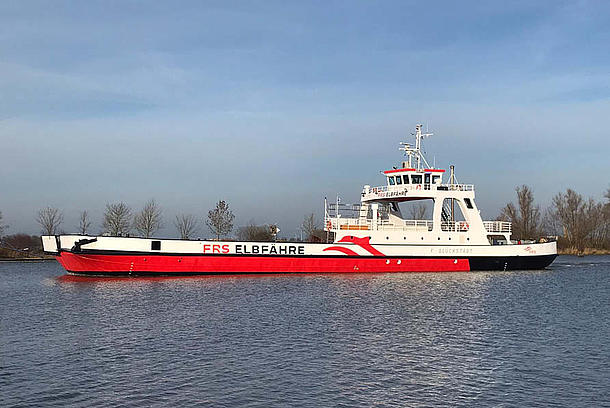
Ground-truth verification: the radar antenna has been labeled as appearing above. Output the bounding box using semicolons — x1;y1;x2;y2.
399;124;433;170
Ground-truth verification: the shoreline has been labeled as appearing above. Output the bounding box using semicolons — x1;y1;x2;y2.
0;257;56;262
557;248;610;256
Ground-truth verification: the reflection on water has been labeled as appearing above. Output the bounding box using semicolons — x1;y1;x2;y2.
1;257;608;407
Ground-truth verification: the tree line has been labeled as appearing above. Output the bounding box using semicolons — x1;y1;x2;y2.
31;199;235;240
499;185;610;253
0;200;327;252
4;185;606;253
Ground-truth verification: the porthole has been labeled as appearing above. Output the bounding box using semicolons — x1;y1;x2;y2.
386;236;389;240
448;237;451;241
421;237;424;240
386;259;390;264
438;237;440;240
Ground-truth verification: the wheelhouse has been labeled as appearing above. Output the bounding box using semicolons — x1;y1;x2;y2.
384;168;444;187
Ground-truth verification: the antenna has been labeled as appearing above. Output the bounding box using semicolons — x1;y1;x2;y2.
400;124;433;170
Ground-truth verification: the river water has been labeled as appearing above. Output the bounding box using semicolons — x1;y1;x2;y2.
1;257;608;407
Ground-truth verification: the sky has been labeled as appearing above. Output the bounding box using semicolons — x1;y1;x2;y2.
1;0;609;238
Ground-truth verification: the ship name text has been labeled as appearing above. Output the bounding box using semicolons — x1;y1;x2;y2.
235;244;305;255
202;243;306;255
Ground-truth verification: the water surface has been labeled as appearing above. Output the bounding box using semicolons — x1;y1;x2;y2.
1;257;609;407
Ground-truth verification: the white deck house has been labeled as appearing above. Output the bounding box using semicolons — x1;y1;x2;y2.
325;125;512;246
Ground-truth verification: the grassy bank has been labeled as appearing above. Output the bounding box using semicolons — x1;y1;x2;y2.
0;247;54;261
557;247;610;256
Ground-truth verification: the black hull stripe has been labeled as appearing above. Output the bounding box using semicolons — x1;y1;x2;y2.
468;254;557;271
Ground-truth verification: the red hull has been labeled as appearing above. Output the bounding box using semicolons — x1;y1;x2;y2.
56;252;471;275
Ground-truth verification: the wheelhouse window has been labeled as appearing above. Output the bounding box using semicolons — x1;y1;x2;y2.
432;175;440;184
396;175;402;185
464;198;473;209
388;176;396;185
411;174;422;184
424;173;431;184
403;175;410;184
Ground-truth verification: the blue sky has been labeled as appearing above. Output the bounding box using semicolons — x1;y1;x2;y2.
1;1;609;237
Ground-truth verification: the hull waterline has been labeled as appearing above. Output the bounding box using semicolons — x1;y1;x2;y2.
56;251;557;276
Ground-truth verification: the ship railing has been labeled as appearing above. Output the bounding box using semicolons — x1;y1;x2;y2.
483;221;512;233
399;220;433;231
376;220;433;231
362;183;474;199
326;202;392;218
326;203;366;214
324;217;434;232
325;217;372;231
440;221;471;232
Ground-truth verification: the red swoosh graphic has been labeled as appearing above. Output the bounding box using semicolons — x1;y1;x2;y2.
337;236;385;256
323;246;360;256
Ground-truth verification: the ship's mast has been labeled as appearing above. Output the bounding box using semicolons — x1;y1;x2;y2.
399;124;433;170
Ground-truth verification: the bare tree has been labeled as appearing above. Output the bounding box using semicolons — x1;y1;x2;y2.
78;210;92;235
541;207;562;237
301;213;322;242
604;188;610;249
499;185;541;240
102;202;132;236
409;203;428;220
237;221;273;241
550;189;600;251
0;210;7;238
37;207;63;235
174;214;198;240
133;199;163;238
206;200;234;240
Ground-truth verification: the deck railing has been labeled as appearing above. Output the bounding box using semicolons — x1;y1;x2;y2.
483;221;512;233
324;217;434;232
440;221;470;232
325;217;512;234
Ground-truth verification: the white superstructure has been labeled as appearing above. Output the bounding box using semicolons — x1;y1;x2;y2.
325;125;514;246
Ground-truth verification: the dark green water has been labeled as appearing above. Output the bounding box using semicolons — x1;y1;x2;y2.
1;257;608;407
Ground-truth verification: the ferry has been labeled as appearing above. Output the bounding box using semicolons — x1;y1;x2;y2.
42;125;557;276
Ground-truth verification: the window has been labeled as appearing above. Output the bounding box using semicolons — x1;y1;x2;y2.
424;173;431;184
441;198;467;229
151;241;161;250
432;175;440;184
403;175;410;184
411;174;422;184
396;175;402;185
388;176;395;185
464;198;473;209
